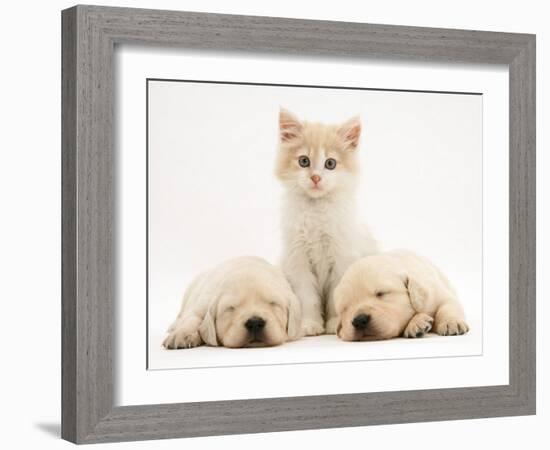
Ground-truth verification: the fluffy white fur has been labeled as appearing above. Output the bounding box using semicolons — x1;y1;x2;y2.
275;108;378;335
163;256;302;349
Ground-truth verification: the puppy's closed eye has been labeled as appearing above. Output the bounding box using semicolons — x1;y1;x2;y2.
269;300;282;309
375;291;389;298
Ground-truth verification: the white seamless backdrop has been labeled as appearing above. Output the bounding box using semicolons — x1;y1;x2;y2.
115;45;508;406
148;80;483;369
3;1;547;449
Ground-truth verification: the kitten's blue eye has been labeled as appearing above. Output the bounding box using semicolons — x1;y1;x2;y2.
298;155;310;168
325;158;337;170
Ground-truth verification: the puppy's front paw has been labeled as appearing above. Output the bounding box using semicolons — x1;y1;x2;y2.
434;318;469;336
301;319;325;336
163;329;203;349
325;317;339;335
403;313;433;338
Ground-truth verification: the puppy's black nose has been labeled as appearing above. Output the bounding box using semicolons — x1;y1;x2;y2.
352;314;370;330
245;316;266;333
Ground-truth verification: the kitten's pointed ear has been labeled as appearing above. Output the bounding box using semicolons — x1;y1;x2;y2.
338;115;362;150
279;107;302;142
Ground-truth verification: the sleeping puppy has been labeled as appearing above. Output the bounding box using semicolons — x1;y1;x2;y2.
334;250;469;341
163;256;303;349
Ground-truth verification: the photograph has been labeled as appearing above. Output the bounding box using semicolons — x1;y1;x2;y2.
53;3;536;445
146;79;482;370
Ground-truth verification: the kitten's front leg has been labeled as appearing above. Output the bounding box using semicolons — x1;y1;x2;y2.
325;261;352;334
299;298;325;336
325;289;340;334
294;278;324;336
283;257;324;336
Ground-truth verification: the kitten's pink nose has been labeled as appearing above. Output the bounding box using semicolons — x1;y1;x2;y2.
311;174;321;184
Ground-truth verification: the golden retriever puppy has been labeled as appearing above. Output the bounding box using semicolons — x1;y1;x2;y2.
334;250;469;341
162;256;303;349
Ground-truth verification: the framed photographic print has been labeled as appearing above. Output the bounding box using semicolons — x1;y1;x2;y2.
61;4;536;444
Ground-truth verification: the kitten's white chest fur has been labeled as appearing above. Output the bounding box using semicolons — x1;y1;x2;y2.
275;108;378;335
280;190;378;335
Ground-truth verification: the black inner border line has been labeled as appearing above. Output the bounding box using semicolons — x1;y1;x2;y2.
145;77;484;371
145;79;150;369
147;77;483;96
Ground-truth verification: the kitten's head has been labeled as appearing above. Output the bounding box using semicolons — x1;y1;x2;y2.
275;108;361;198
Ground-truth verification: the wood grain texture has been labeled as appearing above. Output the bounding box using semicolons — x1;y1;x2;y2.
62;5;114;443
508;37;536;408
61;4;536;444
61;7;77;443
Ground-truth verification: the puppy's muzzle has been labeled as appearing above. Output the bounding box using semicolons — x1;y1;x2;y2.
245;316;266;334
352;313;371;330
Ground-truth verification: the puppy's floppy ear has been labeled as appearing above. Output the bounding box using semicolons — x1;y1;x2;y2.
286;290;303;341
403;274;429;312
198;298;220;347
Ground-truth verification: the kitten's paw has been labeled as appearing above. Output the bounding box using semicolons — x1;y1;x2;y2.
163;329;203;349
403;313;433;338
301;319;325;336
434;317;469;336
325;317;340;335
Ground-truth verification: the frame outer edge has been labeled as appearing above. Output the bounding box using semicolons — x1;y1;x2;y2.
61;5;78;444
63;4;116;443
509;35;536;413
82;5;527;64
61;4;537;444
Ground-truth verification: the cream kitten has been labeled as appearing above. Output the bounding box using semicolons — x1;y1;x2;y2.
275;108;378;335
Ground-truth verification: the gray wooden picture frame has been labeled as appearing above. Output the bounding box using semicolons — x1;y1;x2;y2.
61;4;536;444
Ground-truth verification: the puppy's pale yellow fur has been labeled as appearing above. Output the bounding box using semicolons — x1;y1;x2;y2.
334;250;469;341
163;256;302;349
